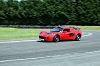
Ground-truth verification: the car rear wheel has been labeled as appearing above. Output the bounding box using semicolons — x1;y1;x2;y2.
75;34;81;41
53;35;60;42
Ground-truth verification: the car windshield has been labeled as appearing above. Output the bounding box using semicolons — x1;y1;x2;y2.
50;27;63;32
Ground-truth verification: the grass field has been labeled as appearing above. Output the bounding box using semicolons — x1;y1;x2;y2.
75;26;100;30
0;26;100;40
0;28;41;40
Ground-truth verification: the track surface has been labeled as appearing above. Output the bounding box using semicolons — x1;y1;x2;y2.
0;30;100;66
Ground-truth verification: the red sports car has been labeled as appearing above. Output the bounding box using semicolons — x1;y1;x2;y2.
39;26;82;42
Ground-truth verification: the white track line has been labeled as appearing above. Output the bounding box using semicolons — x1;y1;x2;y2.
0;40;37;43
0;33;92;44
82;33;92;37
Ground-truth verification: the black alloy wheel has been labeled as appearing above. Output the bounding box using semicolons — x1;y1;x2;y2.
53;35;60;42
75;34;81;41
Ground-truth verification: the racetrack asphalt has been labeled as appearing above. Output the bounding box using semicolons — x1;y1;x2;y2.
0;30;100;66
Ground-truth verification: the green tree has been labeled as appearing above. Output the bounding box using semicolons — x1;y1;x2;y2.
0;0;7;24
0;0;100;25
5;0;20;24
76;0;100;25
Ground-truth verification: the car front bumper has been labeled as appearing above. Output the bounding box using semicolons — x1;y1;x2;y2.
39;36;54;41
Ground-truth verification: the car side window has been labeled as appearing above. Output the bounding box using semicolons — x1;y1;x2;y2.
63;29;70;32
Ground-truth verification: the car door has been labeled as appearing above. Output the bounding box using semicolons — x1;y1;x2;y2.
60;29;71;40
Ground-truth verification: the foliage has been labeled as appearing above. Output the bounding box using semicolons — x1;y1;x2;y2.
0;0;100;25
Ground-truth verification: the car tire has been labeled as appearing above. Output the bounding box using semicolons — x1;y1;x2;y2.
75;34;81;41
53;35;60;42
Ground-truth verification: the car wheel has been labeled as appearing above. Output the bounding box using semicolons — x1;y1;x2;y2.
53;35;60;42
75;34;81;41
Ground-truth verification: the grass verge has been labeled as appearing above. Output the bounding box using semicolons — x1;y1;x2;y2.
0;28;41;40
0;26;100;40
75;26;100;30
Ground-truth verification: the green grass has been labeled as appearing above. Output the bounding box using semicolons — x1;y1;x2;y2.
0;26;100;40
75;26;100;30
0;28;41;40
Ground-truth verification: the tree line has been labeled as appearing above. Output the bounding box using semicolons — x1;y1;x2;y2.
0;0;100;25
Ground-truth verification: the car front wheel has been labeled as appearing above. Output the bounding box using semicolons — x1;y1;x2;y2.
53;35;60;42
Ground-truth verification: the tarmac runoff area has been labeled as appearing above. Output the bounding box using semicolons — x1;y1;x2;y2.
0;50;100;66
